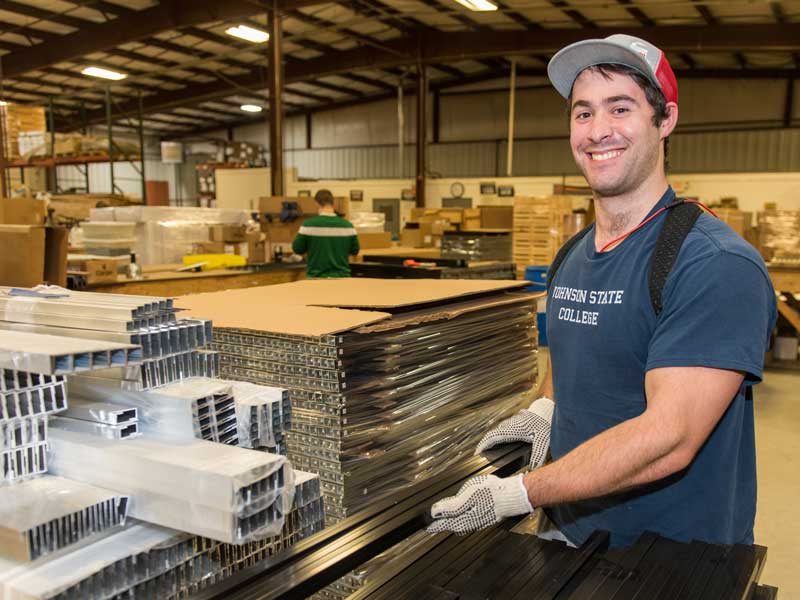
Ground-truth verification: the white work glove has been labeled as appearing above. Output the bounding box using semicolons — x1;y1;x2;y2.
427;473;533;535
474;396;554;470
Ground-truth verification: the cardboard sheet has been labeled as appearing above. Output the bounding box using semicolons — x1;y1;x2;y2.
178;279;529;337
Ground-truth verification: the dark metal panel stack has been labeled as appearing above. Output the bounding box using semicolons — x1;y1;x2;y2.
347;527;771;600
212;299;538;525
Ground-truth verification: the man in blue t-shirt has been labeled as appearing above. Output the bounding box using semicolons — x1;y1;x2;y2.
428;34;777;548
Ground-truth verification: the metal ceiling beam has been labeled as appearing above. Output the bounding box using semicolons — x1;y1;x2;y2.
1;0;270;78
65;24;800;128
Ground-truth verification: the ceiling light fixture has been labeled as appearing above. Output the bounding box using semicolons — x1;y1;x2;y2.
82;66;127;80
240;104;263;113
453;0;498;10
0;101;7;107
226;25;270;44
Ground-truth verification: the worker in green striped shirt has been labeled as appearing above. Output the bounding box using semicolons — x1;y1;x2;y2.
292;189;360;278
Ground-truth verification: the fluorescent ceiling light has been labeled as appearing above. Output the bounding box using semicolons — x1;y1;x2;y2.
82;66;127;80
240;104;263;113
226;25;269;44
0;101;7;107
453;0;498;10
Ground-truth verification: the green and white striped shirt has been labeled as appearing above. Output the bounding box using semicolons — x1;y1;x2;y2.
291;214;360;278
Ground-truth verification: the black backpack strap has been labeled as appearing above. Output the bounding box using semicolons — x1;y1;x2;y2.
648;200;704;315
546;225;593;290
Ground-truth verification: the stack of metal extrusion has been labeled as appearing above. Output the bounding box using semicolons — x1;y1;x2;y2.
0;287;216;391
179;279;539;525
441;230;513;262
0;287;325;599
0;469;324;600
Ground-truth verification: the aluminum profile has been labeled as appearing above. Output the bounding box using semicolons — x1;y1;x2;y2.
61;399;137;425
50;416;140;440
0;475;129;562
0;380;67;419
1;441;46;482
0;331;141;375
1;369;65;392
0;478;323;600
47;429;292;543
0;415;47;448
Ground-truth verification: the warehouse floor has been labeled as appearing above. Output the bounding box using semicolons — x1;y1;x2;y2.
536;350;799;596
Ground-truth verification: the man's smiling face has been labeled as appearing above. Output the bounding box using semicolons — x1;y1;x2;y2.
569;68;664;198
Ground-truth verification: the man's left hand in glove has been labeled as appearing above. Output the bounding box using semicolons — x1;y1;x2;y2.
426;473;533;535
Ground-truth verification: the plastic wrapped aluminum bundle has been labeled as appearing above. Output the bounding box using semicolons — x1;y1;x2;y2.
67;376;236;445
757;209;800;261
47;429;294;544
214;299;537;523
0;319;212;361
50;416;140;440
225;380;289;450
441;230;512;261
0;472;323;600
0;475;128;562
87;349;219;391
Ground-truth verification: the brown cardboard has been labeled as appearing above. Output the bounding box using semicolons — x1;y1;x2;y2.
0;225;46;287
357;232;392;250
262;220;302;244
0;198;48;225
67;258;117;284
438;209;463;225
177;279;527;337
44;227;68;287
480;206;513;229
209;224;247;243
401;222;433;248
193;241;226;254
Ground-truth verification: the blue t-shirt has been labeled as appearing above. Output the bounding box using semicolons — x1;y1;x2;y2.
546;186;777;548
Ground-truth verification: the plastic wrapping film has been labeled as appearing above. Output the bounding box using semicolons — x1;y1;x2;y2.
47;429;295;544
351;212;386;233
441;231;512;261
214;299;538;523
0;475;129;562
67;376;237;445
225;380;290;451
758;210;800;262
88;207;253;266
0;470;323;600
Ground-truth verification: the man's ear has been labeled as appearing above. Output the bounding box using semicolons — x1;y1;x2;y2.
660;102;678;139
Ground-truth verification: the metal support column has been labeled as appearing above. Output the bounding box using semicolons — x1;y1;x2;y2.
137;89;146;202
783;78;795;128
305;113;312;150
506;58;517;177
80;101;89;192
397;80;404;178
48;97;57;193
267;2;284;196
432;89;440;144
105;86;116;194
415;65;427;208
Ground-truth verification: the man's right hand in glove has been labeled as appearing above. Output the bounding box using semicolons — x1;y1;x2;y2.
474;396;554;470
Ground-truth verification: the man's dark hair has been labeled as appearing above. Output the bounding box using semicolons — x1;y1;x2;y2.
314;189;335;206
568;64;671;171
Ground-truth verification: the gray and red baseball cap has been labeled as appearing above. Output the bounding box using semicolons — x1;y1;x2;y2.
547;34;678;105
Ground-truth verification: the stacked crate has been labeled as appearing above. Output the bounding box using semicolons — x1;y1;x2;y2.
512;196;577;278
0;103;46;159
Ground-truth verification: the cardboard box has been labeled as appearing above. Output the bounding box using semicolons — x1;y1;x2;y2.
262;220;303;244
0;197;48;225
67;258;117;284
246;231;267;264
438;209;463;225
193;241;226;254
480;206;513;229
400;223;433;248
209;224;247;243
0;225;67;287
358;232;392;250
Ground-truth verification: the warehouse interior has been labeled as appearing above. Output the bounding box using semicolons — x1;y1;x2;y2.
0;0;799;598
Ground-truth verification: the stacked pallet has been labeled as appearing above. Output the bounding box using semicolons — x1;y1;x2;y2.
0;104;46;159
758;210;800;262
512;196;578;278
